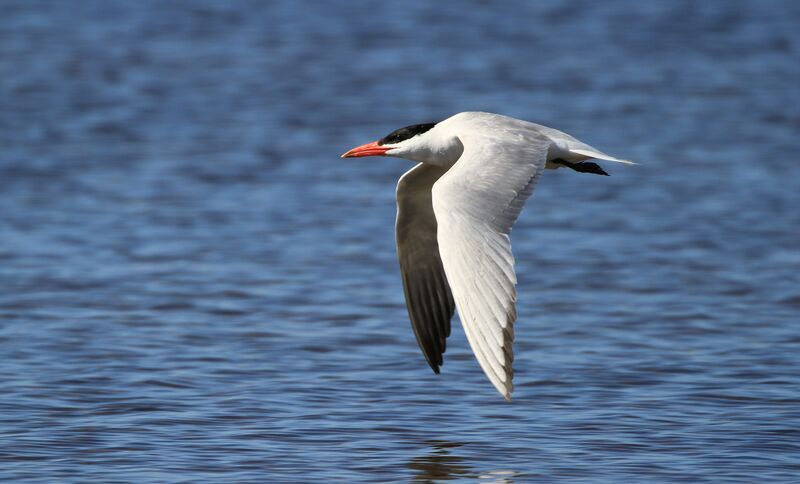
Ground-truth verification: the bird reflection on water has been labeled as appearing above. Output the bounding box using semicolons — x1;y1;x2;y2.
407;440;518;483
407;440;473;482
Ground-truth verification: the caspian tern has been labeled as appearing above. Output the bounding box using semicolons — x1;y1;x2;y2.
342;112;633;400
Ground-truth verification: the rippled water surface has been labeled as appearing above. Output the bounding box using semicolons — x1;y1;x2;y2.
2;1;799;481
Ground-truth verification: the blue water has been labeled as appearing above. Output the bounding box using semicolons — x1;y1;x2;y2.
2;1;799;482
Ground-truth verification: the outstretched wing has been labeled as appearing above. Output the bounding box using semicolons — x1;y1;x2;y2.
432;122;550;400
396;163;456;373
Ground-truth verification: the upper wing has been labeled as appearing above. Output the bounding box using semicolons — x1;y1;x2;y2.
431;125;550;400
396;163;456;373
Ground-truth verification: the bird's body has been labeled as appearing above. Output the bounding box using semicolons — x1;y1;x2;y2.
342;112;633;400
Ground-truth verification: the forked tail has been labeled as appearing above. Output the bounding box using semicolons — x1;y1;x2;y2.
569;148;636;165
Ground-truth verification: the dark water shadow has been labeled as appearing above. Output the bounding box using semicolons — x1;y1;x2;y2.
408;440;518;483
408;440;473;482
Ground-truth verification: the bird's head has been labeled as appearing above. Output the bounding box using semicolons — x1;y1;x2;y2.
341;122;462;166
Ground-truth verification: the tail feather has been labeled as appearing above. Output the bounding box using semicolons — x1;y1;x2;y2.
570;149;636;165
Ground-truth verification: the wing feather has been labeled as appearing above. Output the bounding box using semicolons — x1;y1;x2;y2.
396;163;456;373
431;118;549;399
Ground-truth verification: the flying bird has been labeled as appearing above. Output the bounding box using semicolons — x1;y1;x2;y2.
342;112;633;400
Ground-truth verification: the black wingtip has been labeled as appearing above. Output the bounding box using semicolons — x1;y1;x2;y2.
427;355;442;374
579;161;609;176
553;159;609;176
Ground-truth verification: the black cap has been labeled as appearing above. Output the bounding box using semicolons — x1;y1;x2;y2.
377;123;437;146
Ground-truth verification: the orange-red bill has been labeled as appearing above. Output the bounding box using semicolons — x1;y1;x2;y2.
341;141;390;158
